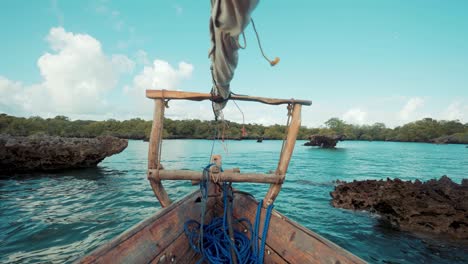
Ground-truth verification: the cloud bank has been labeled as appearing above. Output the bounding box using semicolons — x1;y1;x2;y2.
0;27;193;119
0;27;466;127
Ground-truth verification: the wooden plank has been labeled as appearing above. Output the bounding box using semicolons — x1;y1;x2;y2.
149;169;282;184
148;99;171;207
78;191;214;264
149;233;193;264
230;193;366;264
149;210;214;264
146;90;312;106
264;104;302;207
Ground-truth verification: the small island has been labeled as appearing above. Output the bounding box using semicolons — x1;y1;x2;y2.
0;134;128;174
330;176;468;239
304;134;345;148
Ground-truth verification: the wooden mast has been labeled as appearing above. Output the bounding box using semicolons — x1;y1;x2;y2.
147;99;171;208
264;103;302;207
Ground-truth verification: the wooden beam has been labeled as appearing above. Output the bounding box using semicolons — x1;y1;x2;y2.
147;99;171;208
191;168;240;185
146;90;312;106
148;169;283;184
264;104;302;207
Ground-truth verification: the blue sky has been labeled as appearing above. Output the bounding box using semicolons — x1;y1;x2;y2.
0;0;467;127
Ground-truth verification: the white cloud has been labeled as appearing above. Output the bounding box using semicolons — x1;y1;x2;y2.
398;97;424;121
342;108;367;125
441;101;466;121
0;27;131;116
125;59;194;115
0;28;197;120
0;77;25;113
131;60;193;92
37;27;119;113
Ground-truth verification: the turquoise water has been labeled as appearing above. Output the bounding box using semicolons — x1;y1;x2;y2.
0;140;467;263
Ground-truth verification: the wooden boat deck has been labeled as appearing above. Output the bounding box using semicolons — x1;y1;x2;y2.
80;190;365;264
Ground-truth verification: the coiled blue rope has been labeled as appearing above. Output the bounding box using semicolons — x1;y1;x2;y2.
184;164;274;264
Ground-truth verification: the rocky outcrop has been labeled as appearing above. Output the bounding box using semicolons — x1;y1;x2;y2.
304;135;344;148
0;134;128;174
330;176;468;239
430;133;468;144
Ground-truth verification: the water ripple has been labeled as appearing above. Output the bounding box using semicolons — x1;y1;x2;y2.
0;140;467;263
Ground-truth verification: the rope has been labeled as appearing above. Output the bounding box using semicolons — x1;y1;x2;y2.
251;19;280;66
258;202;274;263
232;100;247;138
184;165;275;264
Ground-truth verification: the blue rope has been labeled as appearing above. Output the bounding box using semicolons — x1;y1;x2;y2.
184;164;274;264
258;202;274;264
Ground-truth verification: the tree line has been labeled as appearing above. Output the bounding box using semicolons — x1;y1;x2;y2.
0;113;467;143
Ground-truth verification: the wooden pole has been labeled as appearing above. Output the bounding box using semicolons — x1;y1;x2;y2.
146;90;312;106
263;104;302;207
148;99;171;208
148;169;282;184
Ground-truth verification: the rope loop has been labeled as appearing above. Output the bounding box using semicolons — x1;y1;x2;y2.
184;164;275;264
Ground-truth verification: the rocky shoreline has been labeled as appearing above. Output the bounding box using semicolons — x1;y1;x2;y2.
0;134;128;174
330;176;468;240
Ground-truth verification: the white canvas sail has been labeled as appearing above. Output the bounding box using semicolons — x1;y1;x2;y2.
209;0;259;119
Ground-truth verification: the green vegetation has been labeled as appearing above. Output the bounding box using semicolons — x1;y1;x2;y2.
0;113;467;143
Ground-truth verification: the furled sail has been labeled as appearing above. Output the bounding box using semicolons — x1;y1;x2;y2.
209;0;259;119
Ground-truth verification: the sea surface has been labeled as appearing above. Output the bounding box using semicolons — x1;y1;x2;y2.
0;140;467;263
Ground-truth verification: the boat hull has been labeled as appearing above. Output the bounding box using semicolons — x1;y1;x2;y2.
79;190;365;264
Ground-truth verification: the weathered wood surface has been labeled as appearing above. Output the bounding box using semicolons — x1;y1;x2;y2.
146;90;312;106
264;104;302;207
230;193;366;264
79;190;364;264
191;168;240;185
147;99;171;207
78;191;213;264
148;231;200;264
148;169;282;184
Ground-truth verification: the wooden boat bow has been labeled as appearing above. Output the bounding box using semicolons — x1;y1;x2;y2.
78;89;365;264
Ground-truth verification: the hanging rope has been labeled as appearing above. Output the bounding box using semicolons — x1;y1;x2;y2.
251;19;280;66
232;100;247;138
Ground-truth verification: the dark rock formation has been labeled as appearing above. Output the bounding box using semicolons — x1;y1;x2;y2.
304;135;344;148
0;134;128;174
430;133;468;144
330;176;468;239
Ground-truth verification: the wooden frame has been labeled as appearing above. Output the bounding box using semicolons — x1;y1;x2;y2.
80;91;367;263
146;90;308;208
